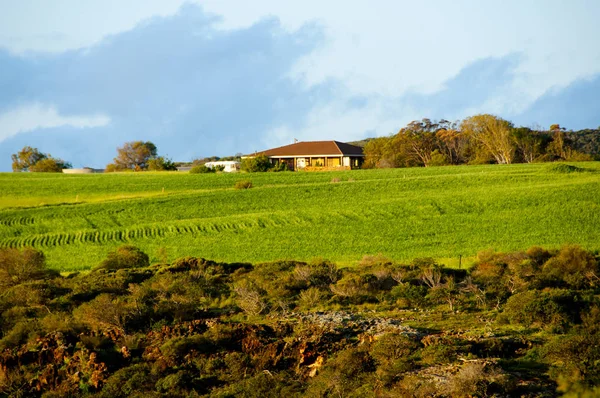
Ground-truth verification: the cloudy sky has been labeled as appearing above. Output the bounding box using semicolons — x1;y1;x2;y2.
0;0;599;170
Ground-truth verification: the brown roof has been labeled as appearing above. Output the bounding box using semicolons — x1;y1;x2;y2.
252;141;364;157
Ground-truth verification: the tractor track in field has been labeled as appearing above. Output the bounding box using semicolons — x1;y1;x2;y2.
0;212;309;249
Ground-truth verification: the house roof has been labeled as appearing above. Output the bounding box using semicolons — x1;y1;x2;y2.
252;141;364;157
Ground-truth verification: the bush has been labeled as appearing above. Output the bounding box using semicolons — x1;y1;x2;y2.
298;287;325;310
189;164;215;174
234;180;253;190
501;289;581;329
447;362;515;397
95;245;149;271
542;245;598;289
0;247;49;288
147;156;177;171
241;155;272;172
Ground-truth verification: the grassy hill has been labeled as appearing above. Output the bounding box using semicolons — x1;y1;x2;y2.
1;162;599;271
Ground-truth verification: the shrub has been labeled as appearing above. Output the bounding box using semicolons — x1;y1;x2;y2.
306;348;375;397
234;180;253;190
0;247;49;288
447;362;515;397
298;287;325;310
241;155;272;172
501;289;581;329
147;156;177;171
371;333;420;385
542;245;598;289
94;245;149;271
233;281;267;315
73;293;132;334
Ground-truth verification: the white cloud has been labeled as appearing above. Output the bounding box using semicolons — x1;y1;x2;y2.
0;103;110;142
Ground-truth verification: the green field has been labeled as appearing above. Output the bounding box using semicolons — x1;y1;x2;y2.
1;162;599;271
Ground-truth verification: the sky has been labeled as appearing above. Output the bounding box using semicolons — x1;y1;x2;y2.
0;0;599;170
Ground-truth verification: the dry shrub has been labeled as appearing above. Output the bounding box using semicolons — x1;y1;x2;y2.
448;362;515;397
233;282;267;316
298;287;324;310
0;247;48;288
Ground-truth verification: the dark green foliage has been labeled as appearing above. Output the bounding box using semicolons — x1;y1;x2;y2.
501;289;583;329
544;163;589;173
0;246;598;396
189;164;216;173
240;155;272;172
147;156;177;171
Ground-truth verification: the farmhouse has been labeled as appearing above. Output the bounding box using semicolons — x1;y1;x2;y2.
248;140;364;171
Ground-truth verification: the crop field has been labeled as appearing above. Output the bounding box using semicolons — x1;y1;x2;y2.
1;162;599;271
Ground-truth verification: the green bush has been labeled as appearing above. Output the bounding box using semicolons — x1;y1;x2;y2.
189;164;215;173
240;155;272;172
234;180;253;189
94;245;150;271
501;289;582;329
147;156;177;171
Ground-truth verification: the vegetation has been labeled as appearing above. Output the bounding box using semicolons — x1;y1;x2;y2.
0;244;598;396
0;162;599;270
11;146;72;172
363;117;599;168
190;164;225;174
105;141;176;172
241;155;287;172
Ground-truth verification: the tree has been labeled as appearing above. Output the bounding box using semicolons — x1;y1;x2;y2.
108;141;158;171
512;127;549;163
461;114;516;164
403;119;441;167
11;146;71;172
29;157;72;172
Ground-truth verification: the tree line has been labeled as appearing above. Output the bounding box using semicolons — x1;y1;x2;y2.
362;115;600;168
10;115;600;173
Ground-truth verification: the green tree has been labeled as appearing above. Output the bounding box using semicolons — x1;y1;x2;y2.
28;157;72;172
512;127;549;163
11;146;71;172
108;141;158;171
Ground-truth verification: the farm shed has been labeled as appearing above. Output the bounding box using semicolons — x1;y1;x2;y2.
246;140;364;171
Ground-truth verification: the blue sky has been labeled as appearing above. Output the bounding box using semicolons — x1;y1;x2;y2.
0;0;599;170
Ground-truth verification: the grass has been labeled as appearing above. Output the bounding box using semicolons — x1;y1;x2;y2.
1;162;599;271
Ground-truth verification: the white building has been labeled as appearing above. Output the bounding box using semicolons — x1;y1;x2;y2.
204;161;241;172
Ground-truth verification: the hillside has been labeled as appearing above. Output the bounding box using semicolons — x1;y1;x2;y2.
1;162;599;271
